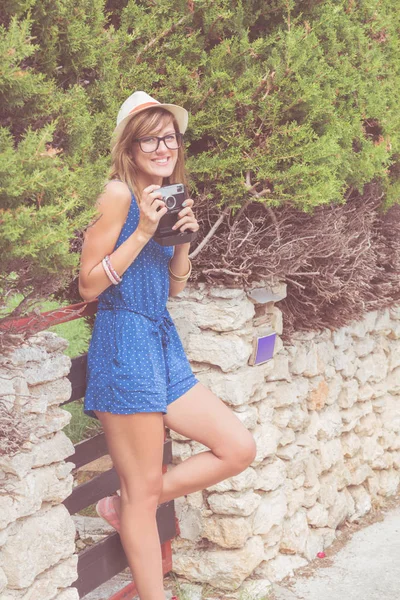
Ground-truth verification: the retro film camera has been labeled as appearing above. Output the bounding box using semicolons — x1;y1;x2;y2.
153;183;198;246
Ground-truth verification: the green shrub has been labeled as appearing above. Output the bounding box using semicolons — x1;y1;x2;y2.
1;0;399;327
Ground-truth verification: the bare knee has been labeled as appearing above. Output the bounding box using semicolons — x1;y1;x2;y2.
225;432;257;475
119;472;163;510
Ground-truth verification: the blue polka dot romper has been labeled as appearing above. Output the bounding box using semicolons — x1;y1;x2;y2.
84;188;199;418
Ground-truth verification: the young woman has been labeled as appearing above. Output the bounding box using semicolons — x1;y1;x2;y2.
78;91;257;600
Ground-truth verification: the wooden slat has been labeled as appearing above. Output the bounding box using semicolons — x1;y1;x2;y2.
64;440;172;514
64;468;119;514
67;435;172;471
74;502;176;598
67;432;109;470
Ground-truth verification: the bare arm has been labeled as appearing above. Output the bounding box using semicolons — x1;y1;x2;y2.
78;181;152;302
168;243;191;297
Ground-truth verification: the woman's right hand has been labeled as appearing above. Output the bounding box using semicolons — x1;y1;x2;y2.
136;185;168;240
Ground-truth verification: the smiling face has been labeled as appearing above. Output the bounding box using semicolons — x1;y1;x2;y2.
132;115;179;189
110;106;187;201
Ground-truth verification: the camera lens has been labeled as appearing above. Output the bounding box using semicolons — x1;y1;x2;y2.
165;195;176;209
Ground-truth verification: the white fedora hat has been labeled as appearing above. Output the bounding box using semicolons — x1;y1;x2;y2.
111;91;189;147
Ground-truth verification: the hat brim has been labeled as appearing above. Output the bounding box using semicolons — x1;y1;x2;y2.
111;102;188;149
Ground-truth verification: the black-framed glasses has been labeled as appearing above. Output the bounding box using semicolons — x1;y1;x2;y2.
134;133;184;153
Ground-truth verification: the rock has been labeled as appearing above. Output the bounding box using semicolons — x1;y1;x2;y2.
0;464;73;529
341;431;361;458
318;438;342;472
338;379;359;409
0;556;78;600
377;469;400;497
348;485;372;521
258;554;308;582
327;489;354;528
252;422;282;464
172;441;192;463
173;536;264;591
207;491;261;517
256;459;287;492
186;331;252;373
29;378;72;407
0;506;75;588
202;515;252;548
355;352;388;385
307;377;329;411
196;364;273;407
237;577;273;599
307;502;329;527
24;355;71;386
303;529;325;561
252;488;287;535
279;510;309;556
207;468;258;493
169;295;254;332
233;405;258;430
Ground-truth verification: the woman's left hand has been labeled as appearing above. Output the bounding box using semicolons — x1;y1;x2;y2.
172;198;200;233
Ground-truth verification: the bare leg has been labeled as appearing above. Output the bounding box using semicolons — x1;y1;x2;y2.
111;382;256;512
96;410;166;600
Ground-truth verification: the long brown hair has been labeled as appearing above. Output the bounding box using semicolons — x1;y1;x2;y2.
109;107;188;201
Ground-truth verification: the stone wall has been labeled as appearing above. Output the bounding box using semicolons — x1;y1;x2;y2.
167;284;400;599
0;332;78;600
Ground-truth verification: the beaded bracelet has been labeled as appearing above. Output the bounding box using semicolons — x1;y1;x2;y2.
168;258;192;282
102;256;121;285
105;255;122;283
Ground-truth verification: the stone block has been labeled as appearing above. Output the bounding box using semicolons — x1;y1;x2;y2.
258;554;308;582
0;506;75;588
233;404;258;430
207;490;261;517
169;295;254;332
318;438;342;472
24;355;71;386
252;422;281;464
338;379;359;409
306;377;329;411
0;463;73;529
173;535;264;591
327;489;354;528
237;577;273;599
186;331;252;372
377;468;400;497
202;515;252;548
355;352;388;385
303;529;325;561
307;502;329;527
196;364;272;407
29;378;72;407
252;488;287;535
348;485;372;521
207;468;258;493
256;459;287;492
0;556;78;600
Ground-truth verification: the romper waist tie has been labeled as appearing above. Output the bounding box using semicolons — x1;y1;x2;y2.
97;305;174;346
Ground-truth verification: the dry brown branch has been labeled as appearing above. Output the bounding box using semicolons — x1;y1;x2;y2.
188;182;399;340
189;206;231;259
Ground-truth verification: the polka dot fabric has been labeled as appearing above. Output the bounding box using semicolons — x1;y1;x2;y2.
84;189;199;418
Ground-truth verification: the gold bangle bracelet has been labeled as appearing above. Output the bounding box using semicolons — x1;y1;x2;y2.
168;258;192;282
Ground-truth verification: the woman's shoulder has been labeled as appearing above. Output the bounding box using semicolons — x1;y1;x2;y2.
104;179;132;197
94;180;132;219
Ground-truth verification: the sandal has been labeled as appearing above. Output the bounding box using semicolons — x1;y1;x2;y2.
96;495;120;532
